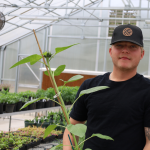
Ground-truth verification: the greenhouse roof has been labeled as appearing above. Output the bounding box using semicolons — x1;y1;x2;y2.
0;0;104;46
0;0;150;46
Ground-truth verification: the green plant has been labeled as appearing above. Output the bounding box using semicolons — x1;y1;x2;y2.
10;34;113;150
0;94;5;104
36;89;46;98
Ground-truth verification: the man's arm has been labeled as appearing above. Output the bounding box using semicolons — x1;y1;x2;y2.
143;127;150;150
63;117;86;150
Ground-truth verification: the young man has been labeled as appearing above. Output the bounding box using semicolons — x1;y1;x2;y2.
63;24;150;150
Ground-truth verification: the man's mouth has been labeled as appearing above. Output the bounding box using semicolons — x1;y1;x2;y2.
120;57;130;60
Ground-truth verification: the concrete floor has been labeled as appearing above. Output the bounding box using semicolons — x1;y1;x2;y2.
0;114;35;132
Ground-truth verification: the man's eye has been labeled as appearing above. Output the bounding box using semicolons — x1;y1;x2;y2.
116;45;122;48
130;45;136;48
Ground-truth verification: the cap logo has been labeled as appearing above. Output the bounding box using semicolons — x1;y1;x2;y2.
123;28;133;36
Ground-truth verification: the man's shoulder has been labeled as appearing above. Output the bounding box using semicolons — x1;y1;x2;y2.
82;72;109;88
138;73;150;86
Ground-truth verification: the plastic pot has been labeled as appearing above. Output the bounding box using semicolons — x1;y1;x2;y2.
15;101;22;112
5;104;15;113
55;100;60;107
44;101;51;108
36;101;44;109
56;134;63;139
4;88;9;92
24;121;36;127
21;102;28;111
3;103;6;112
19;145;26;150
0;103;3;114
28;102;36;110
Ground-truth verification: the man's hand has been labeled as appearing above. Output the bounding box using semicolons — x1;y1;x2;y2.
63;117;86;150
143;127;150;150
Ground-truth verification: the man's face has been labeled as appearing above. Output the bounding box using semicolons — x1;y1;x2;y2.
109;41;145;71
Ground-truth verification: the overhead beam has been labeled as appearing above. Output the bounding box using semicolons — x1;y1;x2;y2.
7;15;149;21
1;5;150;10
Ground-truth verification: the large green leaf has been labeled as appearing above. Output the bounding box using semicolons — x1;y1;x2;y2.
67;124;87;138
44;124;57;139
44;71;49;76
20;97;45;110
92;133;114;141
61;75;83;84
79;86;109;97
10;54;42;69
55;43;79;54
53;65;66;76
44;65;66;77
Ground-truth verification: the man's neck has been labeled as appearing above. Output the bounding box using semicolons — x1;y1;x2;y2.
109;69;137;82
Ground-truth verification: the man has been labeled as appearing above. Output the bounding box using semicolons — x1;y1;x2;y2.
63;24;150;150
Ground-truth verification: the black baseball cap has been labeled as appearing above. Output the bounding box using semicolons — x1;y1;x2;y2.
110;24;144;47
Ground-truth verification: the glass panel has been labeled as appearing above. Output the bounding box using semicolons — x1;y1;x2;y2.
18;29;44;87
3;42;18;79
137;41;149;75
2;80;15;93
104;39;113;72
18;62;41;85
98;39;107;71
50;38;97;71
20;29;44;54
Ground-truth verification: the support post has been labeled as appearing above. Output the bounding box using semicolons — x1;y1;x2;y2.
9;116;12;132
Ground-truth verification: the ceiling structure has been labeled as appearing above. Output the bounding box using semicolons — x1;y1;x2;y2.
0;0;150;46
0;0;105;46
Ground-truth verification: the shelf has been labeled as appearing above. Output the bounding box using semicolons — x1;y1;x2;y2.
0;105;71;117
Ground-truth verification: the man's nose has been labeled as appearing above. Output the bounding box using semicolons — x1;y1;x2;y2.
122;45;130;53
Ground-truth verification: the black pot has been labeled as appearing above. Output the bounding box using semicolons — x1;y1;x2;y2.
19;145;26;150
0;103;3;114
4;88;9;92
49;135;55;142
36;101;44;109
41;136;53;143
44;101;51;108
56;134;63;139
21;102;28;111
28;102;36;110
3;103;6;112
5;104;15;113
15;101;22;111
26;143;32;149
55;100;60;107
32;139;41;147
24;121;36;127
13;103;17;112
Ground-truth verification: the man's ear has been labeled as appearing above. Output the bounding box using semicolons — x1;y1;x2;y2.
140;49;145;60
109;47;112;57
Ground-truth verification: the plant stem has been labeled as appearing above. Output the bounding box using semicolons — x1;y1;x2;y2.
33;30;79;150
78;136;93;147
46;60;79;150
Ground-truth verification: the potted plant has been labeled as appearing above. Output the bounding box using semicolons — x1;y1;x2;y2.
5;94;17;113
0;93;4;114
45;88;55;107
21;98;29;111
35;89;46;109
24;119;36;127
14;96;23;112
0;83;11;92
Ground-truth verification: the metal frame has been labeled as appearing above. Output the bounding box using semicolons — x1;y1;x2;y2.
2;5;150;10
1;0;150;92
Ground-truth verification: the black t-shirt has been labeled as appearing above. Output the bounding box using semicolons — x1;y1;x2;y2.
70;72;150;150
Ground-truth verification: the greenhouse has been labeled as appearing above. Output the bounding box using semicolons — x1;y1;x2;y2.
0;0;150;149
